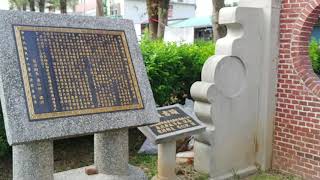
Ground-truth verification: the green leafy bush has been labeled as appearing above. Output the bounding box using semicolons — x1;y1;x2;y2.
140;37;214;106
0;111;9;157
309;38;320;74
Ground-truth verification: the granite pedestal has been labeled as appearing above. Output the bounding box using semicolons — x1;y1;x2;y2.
95;129;129;176
13;141;54;180
157;141;177;180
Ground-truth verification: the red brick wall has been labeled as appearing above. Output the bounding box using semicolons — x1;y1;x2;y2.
273;0;320;179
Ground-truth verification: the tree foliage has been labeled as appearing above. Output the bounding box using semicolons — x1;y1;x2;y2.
140;36;214;105
309;38;320;74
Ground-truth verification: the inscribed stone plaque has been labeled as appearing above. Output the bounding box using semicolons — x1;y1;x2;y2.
14;26;143;120
139;105;206;144
0;10;158;145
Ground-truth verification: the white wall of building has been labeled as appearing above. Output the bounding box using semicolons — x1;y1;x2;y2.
195;0;239;17
124;0;196;24
171;2;195;19
164;26;194;44
123;0;147;24
123;0;196;42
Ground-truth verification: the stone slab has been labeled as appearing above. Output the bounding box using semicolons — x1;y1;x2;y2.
54;165;147;180
0;10;159;145
139;104;206;144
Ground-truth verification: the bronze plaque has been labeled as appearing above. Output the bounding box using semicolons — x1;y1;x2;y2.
149;106;200;136
14;25;144;120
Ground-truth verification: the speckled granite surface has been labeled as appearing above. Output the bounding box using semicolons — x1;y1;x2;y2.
0;10;159;145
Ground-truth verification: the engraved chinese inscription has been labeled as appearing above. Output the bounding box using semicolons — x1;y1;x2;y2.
14;26;143;120
149;107;200;136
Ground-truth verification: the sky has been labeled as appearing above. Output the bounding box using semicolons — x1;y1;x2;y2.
0;0;9;10
196;0;238;17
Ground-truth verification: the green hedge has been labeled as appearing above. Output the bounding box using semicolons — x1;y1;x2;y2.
0;39;214;157
141;38;214;106
309;38;320;74
0;110;9;157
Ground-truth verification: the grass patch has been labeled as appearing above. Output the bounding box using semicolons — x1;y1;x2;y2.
248;170;302;180
129;154;157;179
128;154;209;180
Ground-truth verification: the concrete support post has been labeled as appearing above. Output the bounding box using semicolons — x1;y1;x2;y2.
12;140;54;180
157;141;177;180
94;128;129;176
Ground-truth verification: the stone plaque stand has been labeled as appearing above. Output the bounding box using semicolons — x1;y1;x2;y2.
12;129;146;180
94;129;129;176
139;105;206;180
0;10;158;180
156;141;177;180
13;141;54;180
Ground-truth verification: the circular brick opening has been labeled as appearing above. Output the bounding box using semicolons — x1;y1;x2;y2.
291;1;320;96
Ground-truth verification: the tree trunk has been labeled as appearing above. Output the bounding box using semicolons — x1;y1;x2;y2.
22;1;27;11
146;0;159;39
96;0;104;16
212;0;227;42
157;0;170;39
29;0;35;11
60;0;67;14
39;0;45;12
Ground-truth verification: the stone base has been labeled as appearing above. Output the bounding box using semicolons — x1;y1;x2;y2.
151;175;185;180
54;165;147;180
210;166;257;180
193;140;210;174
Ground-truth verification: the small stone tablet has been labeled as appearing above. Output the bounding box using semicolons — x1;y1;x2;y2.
139;104;206;144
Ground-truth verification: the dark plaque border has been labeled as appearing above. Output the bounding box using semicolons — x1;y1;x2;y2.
14;25;144;120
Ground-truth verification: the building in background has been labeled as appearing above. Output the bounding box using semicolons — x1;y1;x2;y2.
76;0;196;41
195;0;238;17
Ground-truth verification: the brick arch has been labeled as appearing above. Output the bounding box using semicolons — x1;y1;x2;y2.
291;0;320;96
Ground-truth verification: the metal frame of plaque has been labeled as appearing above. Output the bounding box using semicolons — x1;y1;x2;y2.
14;26;143;120
139;104;206;144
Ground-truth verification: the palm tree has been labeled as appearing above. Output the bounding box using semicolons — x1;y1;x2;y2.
96;0;103;16
60;0;67;13
146;0;159;39
157;0;169;39
29;0;35;11
39;0;46;12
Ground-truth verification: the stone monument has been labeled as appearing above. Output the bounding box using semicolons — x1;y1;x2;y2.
139;104;206;180
0;10;159;180
191;1;280;179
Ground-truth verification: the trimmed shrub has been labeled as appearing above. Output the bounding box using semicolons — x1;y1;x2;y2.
309;38;320;74
140;37;214;106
